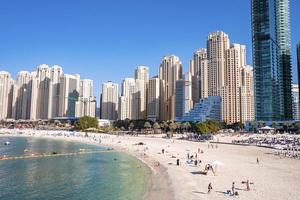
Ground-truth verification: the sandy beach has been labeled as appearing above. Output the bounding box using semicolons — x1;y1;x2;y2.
1;129;300;200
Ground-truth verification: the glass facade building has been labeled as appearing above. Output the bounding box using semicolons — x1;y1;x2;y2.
175;79;184;119
251;0;292;121
297;43;300;114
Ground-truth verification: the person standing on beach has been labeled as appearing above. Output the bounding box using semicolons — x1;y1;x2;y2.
257;157;259;164
232;182;235;195
208;183;213;193
176;159;180;166
246;180;250;191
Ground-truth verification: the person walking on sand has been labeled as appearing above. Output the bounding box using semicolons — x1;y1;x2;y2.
198;148;200;153
208;183;213;193
257;157;259;164
232;182;235;195
246;180;250;191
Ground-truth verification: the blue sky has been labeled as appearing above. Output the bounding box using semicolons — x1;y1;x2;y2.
0;0;299;102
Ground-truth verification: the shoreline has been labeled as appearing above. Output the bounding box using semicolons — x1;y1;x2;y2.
0;131;174;200
1;129;300;200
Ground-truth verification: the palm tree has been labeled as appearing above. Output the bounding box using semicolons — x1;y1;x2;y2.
144;122;152;134
175;122;182;133
257;121;264;128
153;122;160;134
129;122;135;131
161;121;168;133
169;122;177;133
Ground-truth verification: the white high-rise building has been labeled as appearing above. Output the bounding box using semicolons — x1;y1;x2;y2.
12;71;32;120
30;71;39;120
221;44;245;123
118;96;127;120
48;65;63;118
190;48;208;101
76;79;95;117
0;71;12;119
207;31;230;96
240;65;254;123
159;55;182;120
135;66;149;119
59;74;80;117
120;78;137;120
147;77;160;121
7;79;14;119
36;64;51;119
101;81;119;120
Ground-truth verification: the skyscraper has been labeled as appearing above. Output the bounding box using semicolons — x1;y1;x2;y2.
175;73;193;120
120;78;137;119
12;71;32;120
297;43;300;112
251;0;292;121
0;71;12;119
159;55;182;120
147;77;160;121
190;48;208;101
240;65;255;123
101;81;118;120
277;0;293;119
48;65;63;118
135;66;149;119
118;96;127;120
36;64;51;119
207;31;230;96
59;74;80;117
76;79;95;117
221;44;246;123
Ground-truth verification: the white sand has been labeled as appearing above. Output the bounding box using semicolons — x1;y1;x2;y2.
1;129;300;200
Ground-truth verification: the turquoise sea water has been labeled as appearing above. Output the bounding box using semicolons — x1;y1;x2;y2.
0;137;151;200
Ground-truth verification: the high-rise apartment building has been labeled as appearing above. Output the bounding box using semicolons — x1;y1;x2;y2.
277;0;293;119
240;65;255;123
12;71;32;120
36;64;51;119
76;79;95;117
221;44;246;123
135;66;149;119
0;71;12;119
297;43;300;112
101;81;118;120
175;73;193;120
207;31;230;96
251;0;292;121
190;48;208;101
147;77;160;121
59;74;80;117
120;78;137;119
118;96;127;120
48;65;63;118
159;55;182;120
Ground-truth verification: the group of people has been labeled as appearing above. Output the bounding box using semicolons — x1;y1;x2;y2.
208;180;253;196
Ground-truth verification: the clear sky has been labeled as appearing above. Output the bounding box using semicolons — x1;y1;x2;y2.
0;0;299;103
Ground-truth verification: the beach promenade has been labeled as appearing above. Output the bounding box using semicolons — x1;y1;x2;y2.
1;129;300;200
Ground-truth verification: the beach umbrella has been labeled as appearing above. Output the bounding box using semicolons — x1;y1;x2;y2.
211;160;224;175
